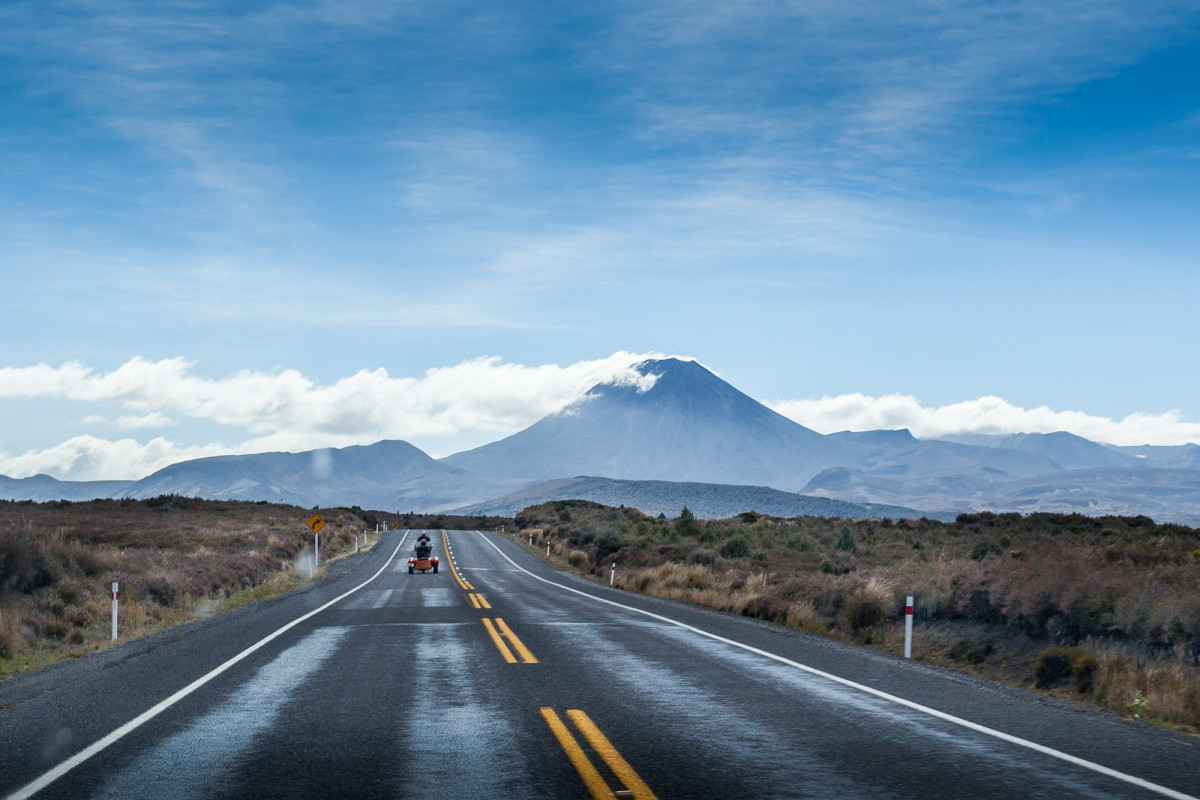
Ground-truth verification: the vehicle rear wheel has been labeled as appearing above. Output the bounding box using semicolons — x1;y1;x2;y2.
408;566;414;574
433;563;439;573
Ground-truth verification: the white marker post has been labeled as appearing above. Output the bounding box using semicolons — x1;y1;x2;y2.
528;534;532;546
315;532;320;567
905;595;914;659
546;543;550;556
610;563;616;586
111;582;119;640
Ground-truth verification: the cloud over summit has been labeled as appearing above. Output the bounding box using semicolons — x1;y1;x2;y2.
1;352;1197;481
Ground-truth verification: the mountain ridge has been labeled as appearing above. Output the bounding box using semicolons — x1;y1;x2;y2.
3;357;1198;523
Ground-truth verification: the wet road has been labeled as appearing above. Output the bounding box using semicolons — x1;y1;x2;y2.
2;530;1198;799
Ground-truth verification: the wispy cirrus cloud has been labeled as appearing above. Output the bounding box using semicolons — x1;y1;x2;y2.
769;394;1200;447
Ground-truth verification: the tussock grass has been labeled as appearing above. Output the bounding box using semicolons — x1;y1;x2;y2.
0;497;376;678
519;500;1200;732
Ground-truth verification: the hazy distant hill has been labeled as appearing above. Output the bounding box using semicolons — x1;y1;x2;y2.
803;465;1200;526
451;475;951;521
441;358;854;490
121;440;529;512
0;474;133;502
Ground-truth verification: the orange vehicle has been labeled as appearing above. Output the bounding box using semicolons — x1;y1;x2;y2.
408;532;439;574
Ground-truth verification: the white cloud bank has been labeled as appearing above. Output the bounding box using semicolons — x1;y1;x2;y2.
2;353;1197;481
0;353;665;479
0;436;232;484
768;394;1200;447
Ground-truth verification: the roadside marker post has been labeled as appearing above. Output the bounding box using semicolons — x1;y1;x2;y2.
547;543;550;556
905;596;914;659
610;563;616;587
315;533;319;566
111;582;118;640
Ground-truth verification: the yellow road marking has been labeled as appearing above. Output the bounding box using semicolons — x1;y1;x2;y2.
481;617;536;664
441;530;475;590
567;710;658;800
467;592;491;609
482;618;517;663
540;708;617;800
494;617;537;663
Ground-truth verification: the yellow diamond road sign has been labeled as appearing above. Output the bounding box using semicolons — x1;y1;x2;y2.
307;514;326;534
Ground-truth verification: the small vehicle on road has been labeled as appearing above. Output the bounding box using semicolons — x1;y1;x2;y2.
409;532;439;574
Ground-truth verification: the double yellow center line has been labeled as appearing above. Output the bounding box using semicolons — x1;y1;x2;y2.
443;531;655;798
441;530;475;590
541;708;658;800
482;617;538;663
443;531;535;664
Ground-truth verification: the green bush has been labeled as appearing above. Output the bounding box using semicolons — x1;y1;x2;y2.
786;535;813;551
722;537;751;559
834;527;856;552
819;558;851;575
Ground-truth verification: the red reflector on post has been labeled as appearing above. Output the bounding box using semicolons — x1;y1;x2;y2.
905;605;914;615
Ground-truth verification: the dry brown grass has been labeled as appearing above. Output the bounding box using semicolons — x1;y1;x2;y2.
0;497;374;678
518;500;1200;731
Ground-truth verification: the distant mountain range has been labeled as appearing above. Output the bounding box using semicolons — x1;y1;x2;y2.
120;440;530;511
3;357;1199;524
0;474;134;503
452;476;951;521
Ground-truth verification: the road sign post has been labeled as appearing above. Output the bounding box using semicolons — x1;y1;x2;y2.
306;515;326;569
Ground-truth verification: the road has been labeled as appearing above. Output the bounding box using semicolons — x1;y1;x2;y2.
1;529;1197;799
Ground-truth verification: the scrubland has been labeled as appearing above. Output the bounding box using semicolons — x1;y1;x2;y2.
0;497;378;677
514;501;1200;731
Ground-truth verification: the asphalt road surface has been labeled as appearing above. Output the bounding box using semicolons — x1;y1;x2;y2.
2;530;1198;799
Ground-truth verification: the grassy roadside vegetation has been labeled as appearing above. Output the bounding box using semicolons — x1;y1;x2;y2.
0;497;381;678
513;500;1200;732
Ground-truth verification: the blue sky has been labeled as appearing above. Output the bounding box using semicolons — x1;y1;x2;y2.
2;1;1199;479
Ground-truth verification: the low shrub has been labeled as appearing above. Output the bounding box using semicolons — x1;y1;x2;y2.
0;613;18;659
722;537;751;559
834;527;856;552
844;577;893;631
1035;645;1097;692
786;535;813;551
948;638;994;664
845;593;885;630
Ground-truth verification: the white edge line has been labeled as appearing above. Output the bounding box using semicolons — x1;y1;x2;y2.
470;530;1198;800
5;531;410;800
